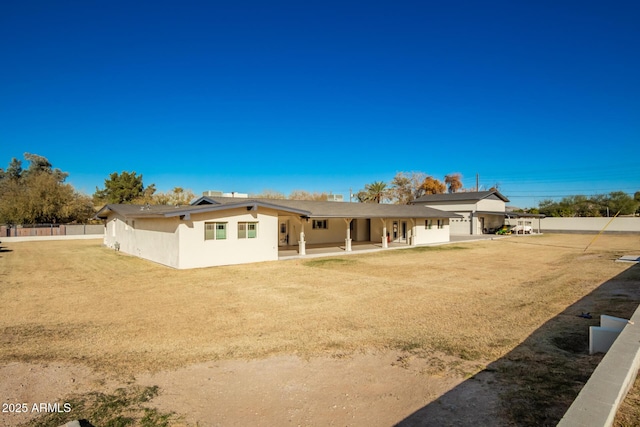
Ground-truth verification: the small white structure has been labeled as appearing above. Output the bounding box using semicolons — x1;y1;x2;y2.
589;314;629;354
96;197;460;269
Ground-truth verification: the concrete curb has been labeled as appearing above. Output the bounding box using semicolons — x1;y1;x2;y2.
557;304;640;427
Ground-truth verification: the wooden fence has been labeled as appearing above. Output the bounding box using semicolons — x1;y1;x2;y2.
1;224;104;237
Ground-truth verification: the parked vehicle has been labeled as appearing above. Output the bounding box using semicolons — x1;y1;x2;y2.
511;225;533;234
495;225;512;235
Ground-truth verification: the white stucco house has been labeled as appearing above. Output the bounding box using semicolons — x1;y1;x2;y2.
95;196;461;269
411;190;510;235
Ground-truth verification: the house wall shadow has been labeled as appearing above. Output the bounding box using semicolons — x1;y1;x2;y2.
396;263;640;427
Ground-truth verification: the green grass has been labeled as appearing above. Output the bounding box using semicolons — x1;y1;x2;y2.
303;257;359;267
386;244;470;254
22;385;179;427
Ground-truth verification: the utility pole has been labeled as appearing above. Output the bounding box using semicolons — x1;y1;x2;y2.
476;174;479;192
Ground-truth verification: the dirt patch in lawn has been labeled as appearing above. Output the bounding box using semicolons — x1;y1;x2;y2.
1;234;639;426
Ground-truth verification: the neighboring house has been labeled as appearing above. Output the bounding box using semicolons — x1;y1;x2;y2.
411;190;510;235
95;197;461;269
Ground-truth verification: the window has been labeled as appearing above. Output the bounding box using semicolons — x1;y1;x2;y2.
312;220;328;229
437;219;444;229
205;222;227;240
426;220;432;229
238;222;258;239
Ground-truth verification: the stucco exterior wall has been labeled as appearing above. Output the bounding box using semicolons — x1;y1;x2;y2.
177;207;280;269
476;198;506;212
369;219;385;243
277;217;373;245
104;213;180;268
540;217;640;233
295;218;351;245
368;218;450;245
412;219;450;244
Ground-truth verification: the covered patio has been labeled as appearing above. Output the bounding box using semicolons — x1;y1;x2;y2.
277;240;414;259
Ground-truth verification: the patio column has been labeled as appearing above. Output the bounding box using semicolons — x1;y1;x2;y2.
344;218;352;251
299;220;306;255
410;219;416;246
380;218;388;249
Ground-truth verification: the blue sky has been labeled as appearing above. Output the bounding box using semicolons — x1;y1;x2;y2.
2;1;638;208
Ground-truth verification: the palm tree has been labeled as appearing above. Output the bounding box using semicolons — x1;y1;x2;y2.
360;181;388;203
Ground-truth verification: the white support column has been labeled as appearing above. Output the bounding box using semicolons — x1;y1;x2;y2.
410;219;416;246
299;220;306;255
380;218;388;248
344;218;352;251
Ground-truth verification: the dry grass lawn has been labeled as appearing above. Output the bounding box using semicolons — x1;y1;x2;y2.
1;233;640;426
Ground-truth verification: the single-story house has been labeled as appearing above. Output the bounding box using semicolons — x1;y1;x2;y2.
410;190;510;235
95;197;461;269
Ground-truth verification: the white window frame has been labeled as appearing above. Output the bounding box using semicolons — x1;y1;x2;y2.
205;222;227;240
238;222;258;239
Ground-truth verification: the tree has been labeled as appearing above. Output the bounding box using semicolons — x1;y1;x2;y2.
537;192;638;217
94;171;151;204
153;187;195;205
288;190;329;201
389;172;426;204
420;176;446;195
250;189;286;199
605;191;638;216
0;176;27;224
0;153;94;224
5;158;22;180
357;181;389;203
444;173;463;193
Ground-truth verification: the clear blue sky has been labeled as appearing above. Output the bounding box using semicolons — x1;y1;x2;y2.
2;1;638;208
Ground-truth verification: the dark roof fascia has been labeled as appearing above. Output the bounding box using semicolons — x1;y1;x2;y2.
95;204;196;220
486;190;509;203
95;204;164;220
190;196;221;206
94;205;112;219
412;190;510;204
505;212;546;218
307;210;463;219
163;200;312;218
474;210;510;216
